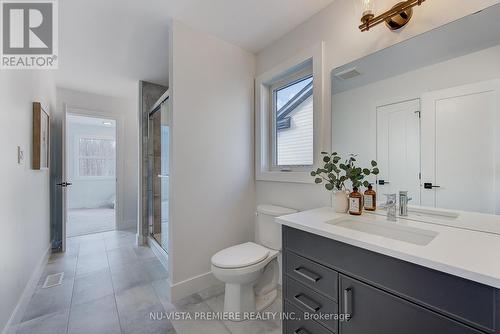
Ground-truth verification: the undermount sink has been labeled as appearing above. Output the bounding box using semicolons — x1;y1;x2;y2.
328;217;438;246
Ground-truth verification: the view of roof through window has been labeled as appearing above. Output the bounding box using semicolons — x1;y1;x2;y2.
274;75;314;166
276;76;313;110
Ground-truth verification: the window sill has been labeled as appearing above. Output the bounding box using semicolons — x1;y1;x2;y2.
256;170;314;184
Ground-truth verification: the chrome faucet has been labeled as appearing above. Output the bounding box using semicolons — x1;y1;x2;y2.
399;191;412;217
383;194;397;222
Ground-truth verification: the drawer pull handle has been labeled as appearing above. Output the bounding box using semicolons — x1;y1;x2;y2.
344;288;353;321
294;328;311;334
294;294;321;313
294;267;321;283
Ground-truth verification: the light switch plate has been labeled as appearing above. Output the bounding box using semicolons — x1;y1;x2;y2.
17;146;25;165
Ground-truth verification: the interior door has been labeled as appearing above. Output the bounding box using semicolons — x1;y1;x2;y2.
421;81;500;214
376;99;421;204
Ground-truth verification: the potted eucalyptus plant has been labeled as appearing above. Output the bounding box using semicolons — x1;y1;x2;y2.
311;152;379;213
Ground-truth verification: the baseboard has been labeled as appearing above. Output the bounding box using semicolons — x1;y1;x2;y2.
147;236;168;271
2;244;51;334
136;233;147;246
170;271;220;301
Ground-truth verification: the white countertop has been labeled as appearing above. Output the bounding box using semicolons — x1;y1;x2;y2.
277;207;500;289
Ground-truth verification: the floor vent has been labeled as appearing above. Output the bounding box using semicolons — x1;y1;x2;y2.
42;272;64;289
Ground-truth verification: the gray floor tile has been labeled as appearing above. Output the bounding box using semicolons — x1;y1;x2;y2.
111;262;151;292
171;301;230;334
197;284;225;301
115;284;161;313
75;252;109;277
119;303;173;334
107;246;139;266
22;278;74;322
68;295;121;334
151;279;173;312
115;284;173;334
72;268;114;306
38;257;77;285
78;239;106;256
133;246;156;259
105;235;136;251
15;310;69;334
142;258;168;281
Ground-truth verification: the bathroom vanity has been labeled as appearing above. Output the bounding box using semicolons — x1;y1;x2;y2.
278;208;500;334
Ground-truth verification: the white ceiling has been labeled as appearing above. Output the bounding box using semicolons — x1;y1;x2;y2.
57;0;334;98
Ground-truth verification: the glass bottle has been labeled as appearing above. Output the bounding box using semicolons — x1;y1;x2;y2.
349;187;363;215
364;184;377;211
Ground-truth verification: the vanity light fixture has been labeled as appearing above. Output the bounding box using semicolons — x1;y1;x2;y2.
359;0;425;32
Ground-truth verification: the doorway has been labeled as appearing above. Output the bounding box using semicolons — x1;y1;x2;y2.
376;99;421;204
65;114;117;237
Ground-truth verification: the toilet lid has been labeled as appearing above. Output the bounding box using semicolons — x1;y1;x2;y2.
211;242;270;269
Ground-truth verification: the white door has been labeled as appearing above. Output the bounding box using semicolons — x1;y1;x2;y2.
421;80;500;214
376;99;421;204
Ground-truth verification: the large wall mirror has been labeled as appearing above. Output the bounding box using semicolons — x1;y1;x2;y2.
331;4;500;215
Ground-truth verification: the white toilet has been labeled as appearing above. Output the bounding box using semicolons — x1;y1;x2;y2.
211;204;297;320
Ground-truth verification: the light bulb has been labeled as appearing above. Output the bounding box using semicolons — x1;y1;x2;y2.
359;0;376;23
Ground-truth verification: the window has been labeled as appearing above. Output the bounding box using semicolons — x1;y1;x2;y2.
255;43;325;183
77;137;116;177
272;73;313;168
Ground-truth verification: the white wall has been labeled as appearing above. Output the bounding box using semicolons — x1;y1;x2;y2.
168;20;256;298
67;122;116;209
57;88;137;230
0;71;56;333
256;0;500;211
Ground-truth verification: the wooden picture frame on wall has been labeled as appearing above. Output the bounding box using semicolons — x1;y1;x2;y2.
33;102;50;170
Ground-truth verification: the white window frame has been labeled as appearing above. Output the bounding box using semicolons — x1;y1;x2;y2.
75;135;116;180
270;68;314;171
256;42;326;183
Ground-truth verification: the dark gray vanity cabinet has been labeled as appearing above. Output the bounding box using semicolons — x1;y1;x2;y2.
282;226;500;334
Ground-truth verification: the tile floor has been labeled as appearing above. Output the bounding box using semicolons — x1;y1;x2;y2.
67;208;115;237
11;230;283;334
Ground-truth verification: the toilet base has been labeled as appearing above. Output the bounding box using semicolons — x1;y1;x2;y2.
223;282;256;321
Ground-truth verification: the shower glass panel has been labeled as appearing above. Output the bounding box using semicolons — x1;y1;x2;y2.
148;100;169;252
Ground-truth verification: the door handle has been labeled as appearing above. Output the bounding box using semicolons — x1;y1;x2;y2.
294;294;321;313
56;182;72;187
424;183;440;189
378;179;390;185
294;267;321;283
294;328;311;334
344;288;353;321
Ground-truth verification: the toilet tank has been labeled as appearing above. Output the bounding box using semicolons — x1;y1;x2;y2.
256;205;298;250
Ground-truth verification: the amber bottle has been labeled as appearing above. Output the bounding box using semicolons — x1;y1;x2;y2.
364;184;377;211
349;187;363;215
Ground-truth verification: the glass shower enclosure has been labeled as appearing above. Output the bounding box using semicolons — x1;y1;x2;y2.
147;99;170;252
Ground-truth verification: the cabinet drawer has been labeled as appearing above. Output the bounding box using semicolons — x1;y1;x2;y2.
284;301;334;334
339;274;484;334
285;251;338;300
285;277;338;332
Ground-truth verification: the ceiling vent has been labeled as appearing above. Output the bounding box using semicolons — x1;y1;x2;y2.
334;68;361;80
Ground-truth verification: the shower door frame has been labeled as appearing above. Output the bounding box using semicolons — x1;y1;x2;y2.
146;94;171;260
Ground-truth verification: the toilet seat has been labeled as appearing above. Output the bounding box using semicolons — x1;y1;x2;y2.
212;242;270;269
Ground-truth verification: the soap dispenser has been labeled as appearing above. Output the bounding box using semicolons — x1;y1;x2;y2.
364;184;376;211
349;187;363;216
